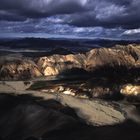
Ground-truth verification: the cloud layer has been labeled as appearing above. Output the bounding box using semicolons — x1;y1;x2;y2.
0;0;140;29
0;0;140;40
0;0;86;20
66;0;140;29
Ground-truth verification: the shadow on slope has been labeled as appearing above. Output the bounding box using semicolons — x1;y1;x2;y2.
0;93;81;140
0;93;139;140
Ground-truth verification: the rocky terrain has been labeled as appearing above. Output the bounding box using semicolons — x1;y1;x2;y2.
0;44;140;98
0;44;140;79
0;42;140;140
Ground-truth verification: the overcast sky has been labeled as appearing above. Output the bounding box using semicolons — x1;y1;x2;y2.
0;0;140;39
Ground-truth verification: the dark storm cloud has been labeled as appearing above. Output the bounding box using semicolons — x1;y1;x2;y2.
0;10;26;21
0;0;86;19
0;0;140;29
67;0;140;29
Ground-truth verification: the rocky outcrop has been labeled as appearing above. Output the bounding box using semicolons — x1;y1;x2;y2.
120;84;140;102
0;57;42;80
37;54;86;76
37;44;140;77
121;84;140;96
86;47;135;71
114;44;140;65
